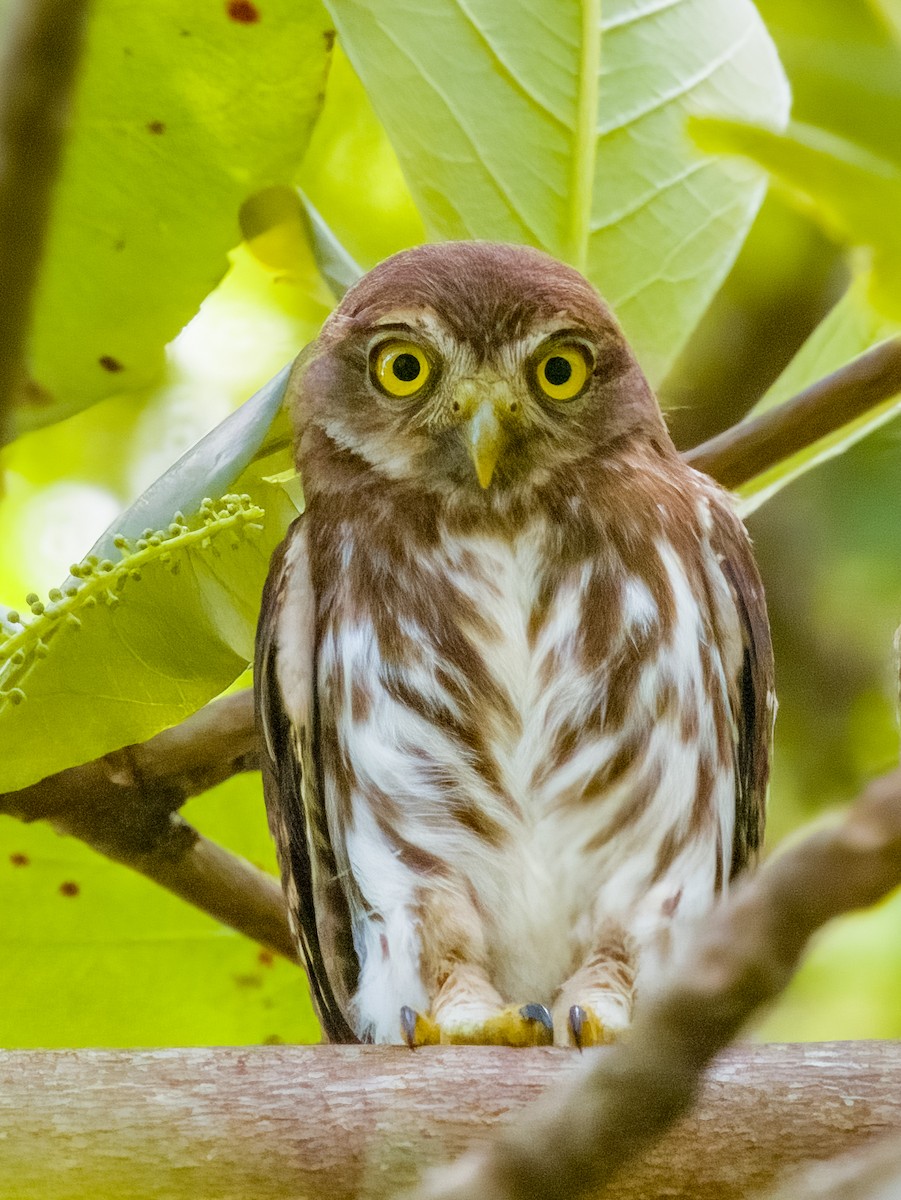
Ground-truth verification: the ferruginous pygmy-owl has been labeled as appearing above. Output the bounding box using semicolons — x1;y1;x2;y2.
255;241;774;1048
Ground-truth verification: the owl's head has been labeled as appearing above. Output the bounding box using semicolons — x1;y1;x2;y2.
296;242;669;500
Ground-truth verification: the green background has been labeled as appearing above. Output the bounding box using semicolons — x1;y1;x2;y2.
2;0;901;1048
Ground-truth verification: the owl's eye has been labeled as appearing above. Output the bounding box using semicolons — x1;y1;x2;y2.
371;340;431;398
534;345;591;401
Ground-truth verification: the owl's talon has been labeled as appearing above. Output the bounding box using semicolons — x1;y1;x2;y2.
567;1003;609;1049
400;1005;440;1048
569;1004;588;1051
400;1005;417;1049
519;1002;553;1034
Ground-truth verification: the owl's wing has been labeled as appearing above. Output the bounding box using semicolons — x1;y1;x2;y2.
255;516;359;1043
709;498;775;878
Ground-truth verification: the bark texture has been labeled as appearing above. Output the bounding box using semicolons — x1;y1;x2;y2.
2;1043;900;1200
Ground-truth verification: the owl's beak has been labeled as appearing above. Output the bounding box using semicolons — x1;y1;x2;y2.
466;401;505;489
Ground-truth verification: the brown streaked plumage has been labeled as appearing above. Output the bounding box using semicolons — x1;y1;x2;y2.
255;241;774;1047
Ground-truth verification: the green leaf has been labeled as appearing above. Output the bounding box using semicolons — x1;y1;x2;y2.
325;0;789;383
0;490;295;793
690;117;901;321
299;191;364;299
876;0;901;42
298;43;427;268
1;772;319;1048
755;0;901;165
83;366;292;567
735;280;901;516
16;0;333;437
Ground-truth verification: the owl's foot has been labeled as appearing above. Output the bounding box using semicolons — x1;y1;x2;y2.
551;991;630;1048
400;1002;553;1047
567;1004;616;1049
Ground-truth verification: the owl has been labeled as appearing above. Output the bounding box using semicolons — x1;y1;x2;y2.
255;242;774;1048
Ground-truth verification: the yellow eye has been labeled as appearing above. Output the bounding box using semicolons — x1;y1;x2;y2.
371;340;431;397
535;345;590;401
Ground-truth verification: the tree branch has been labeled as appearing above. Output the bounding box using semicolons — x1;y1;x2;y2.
3;1042;901;1200
0;0;92;447
683;337;901;489
408;767;901;1200
0;690;298;963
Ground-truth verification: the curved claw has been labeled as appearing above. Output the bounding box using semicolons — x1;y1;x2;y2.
400;1005;418;1050
519;1003;554;1034
400;1005;440;1048
569;1004;588;1052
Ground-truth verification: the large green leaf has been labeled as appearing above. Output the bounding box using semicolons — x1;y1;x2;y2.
734;281;901;516
690;117;901;322
2;771;319;1048
16;0;333;437
325;0;789;383
297;44;427;268
755;0;901;165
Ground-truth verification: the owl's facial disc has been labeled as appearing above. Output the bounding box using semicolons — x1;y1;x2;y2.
450;336;594;488
352;309;603;492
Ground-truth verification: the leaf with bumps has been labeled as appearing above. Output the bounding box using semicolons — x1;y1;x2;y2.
15;0;333;436
0;491;294;793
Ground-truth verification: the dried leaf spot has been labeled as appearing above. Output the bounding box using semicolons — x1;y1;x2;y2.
59;881;80;897
98;355;124;373
20;377;54;408
233;972;263;988
147;120;166;135
324;29;336;50
9;853;30;867
257;949;274;967
227;0;260;23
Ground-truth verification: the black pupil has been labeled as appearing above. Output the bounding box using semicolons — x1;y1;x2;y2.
393;353;421;383
544;356;572;386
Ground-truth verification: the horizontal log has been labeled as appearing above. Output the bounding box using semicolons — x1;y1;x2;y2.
2;1043;900;1199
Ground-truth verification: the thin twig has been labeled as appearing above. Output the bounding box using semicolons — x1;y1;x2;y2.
0;690;298;963
408;768;901;1200
684;337;901;489
0;0;92;447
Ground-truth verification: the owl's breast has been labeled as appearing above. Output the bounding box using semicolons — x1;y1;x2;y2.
316;518;737;1000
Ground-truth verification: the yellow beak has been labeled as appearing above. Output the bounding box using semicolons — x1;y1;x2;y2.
466;402;505;489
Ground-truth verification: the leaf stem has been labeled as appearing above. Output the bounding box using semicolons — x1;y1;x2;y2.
566;0;601;271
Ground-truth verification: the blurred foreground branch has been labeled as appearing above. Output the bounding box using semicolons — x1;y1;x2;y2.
684;336;901;488
409;767;901;1200
762;1135;901;1200
0;0;92;447
0;690;298;963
